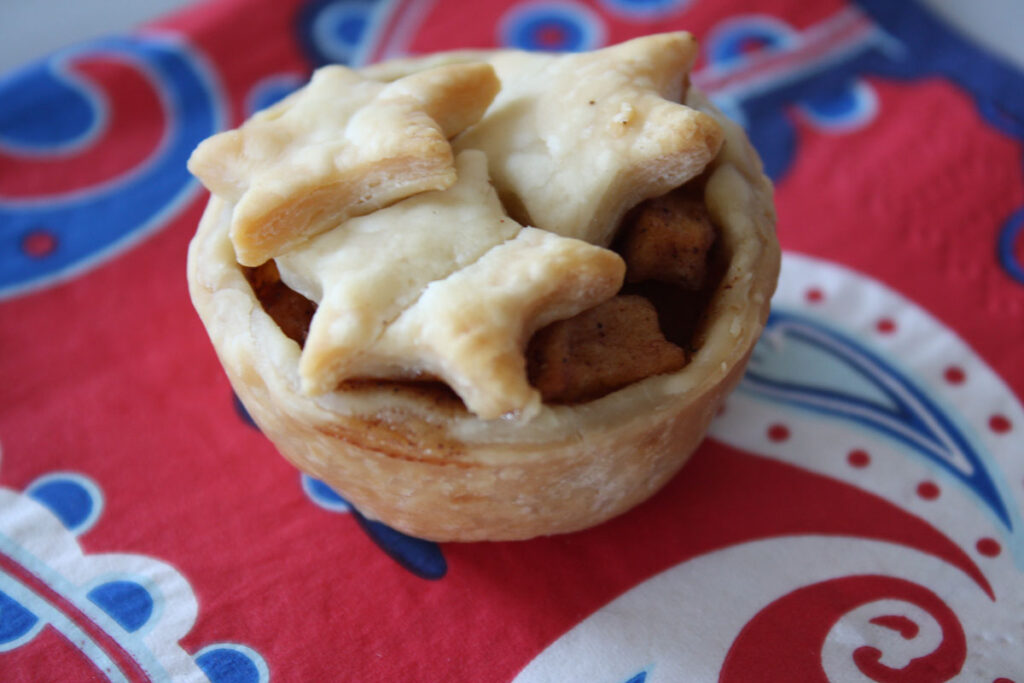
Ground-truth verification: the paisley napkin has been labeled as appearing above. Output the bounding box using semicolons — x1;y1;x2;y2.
1;0;1023;680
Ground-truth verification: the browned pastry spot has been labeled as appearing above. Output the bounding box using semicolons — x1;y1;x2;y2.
337;378;463;411
618;184;716;290
244;261;317;347
527;295;688;403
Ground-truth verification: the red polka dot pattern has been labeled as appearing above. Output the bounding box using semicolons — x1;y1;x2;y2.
989;415;1012;434
847;450;870;468
943;366;965;384
22;229;57;258
876;318;896;334
916;481;940;500
976;538;1002;557
767;424;790;442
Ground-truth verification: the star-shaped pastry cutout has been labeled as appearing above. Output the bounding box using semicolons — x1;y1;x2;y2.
188;62;500;266
370;226;625;419
454;32;724;246
275;151;625;419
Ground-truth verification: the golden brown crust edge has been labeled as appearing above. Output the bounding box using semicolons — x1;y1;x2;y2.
186;85;779;542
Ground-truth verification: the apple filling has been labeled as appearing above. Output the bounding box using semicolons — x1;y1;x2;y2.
529;182;722;402
243;182;722;407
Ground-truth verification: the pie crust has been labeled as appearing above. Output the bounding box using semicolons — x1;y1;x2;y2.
187;35;779;541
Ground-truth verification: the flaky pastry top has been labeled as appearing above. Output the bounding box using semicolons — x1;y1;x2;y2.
189;33;747;421
276;150;624;418
188;62;499;266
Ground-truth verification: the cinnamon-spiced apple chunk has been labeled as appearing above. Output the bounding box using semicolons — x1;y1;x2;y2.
527;295;688;403
619;185;716;290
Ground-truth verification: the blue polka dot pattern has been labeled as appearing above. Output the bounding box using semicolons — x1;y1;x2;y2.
87;581;154;633
598;0;690;20
0;590;39;649
706;17;794;69
499;2;605;52
798;81;877;131
195;644;266;683
26;474;102;535
296;0;381;67
2;472;270;674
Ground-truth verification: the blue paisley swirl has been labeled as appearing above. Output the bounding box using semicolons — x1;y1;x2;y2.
0;33;221;299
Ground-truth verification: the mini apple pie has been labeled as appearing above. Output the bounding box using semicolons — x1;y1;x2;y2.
187;33;780;541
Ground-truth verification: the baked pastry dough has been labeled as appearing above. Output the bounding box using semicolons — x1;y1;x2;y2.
187;34;780;541
188;62;499;266
365;33;722;246
276;150;624;418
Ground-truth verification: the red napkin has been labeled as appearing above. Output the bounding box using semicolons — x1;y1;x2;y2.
1;0;1023;680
